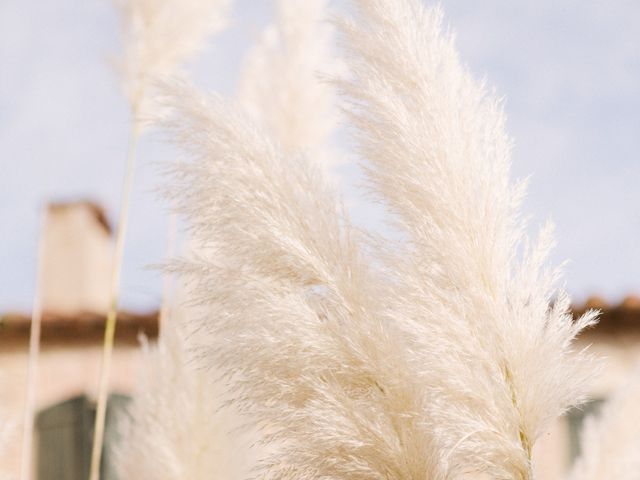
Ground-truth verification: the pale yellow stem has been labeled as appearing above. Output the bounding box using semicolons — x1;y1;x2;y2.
503;364;533;480
89;120;140;480
19;210;46;480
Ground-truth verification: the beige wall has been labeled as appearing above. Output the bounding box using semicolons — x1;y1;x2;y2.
532;333;640;479
1;343;144;478
2;334;640;478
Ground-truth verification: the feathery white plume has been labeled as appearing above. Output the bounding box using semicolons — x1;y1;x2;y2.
115;0;231;116
238;0;339;173
114;306;252;480
160;80;445;479
337;1;597;477
91;2;234;476
567;365;640;480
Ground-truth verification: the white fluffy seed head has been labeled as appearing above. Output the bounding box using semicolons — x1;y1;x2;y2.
337;0;599;477
115;0;231;118
238;0;341;175
159;79;447;479
155;0;600;477
113;303;255;480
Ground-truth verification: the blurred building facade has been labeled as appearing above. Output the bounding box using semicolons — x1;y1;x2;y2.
0;200;639;479
0;201;157;478
533;296;640;478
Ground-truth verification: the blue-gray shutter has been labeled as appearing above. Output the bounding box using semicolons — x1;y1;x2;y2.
36;394;130;480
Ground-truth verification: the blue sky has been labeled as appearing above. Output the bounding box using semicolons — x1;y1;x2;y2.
1;0;639;312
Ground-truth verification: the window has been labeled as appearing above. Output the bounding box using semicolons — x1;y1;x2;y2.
35;394;130;480
566;398;605;461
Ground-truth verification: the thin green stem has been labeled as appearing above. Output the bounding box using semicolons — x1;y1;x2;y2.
88;120;140;480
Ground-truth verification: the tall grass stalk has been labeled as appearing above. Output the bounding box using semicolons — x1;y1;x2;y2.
336;1;598;476
238;0;338;172
89;0;231;476
89;120;140;480
156;0;600;477
19;210;46;480
159;80;446;479
113;299;255;480
114;3;340;472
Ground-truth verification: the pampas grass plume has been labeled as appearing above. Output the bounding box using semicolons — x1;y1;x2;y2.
158;79;445;479
151;0;602;478
116;0;231;117
337;0;598;477
90;2;233;477
114;306;252;480
238;0;339;173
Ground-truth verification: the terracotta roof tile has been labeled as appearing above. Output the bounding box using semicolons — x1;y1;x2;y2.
2;294;640;346
0;310;158;346
573;295;640;335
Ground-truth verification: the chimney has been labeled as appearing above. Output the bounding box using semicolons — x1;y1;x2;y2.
40;201;113;316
